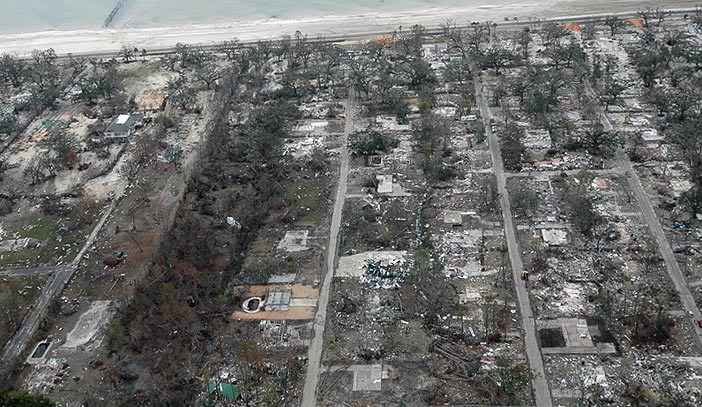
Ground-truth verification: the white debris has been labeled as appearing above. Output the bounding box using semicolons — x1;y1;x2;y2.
443;210;463;226
523;129;552;151
541;229;568;246
226;217;242;229
376;116;412;131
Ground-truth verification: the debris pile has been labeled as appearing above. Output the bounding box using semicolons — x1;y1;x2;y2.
361;258;412;289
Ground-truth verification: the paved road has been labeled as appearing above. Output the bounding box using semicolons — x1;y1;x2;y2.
300;90;354;407
0;188;124;370
0;266;71;278
29;7;696;62
586;82;702;351
0;265;76;370
474;75;553;407
1;92;219;372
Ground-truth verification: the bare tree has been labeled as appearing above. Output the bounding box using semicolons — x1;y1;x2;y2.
194;60;224;90
541;21;568;46
600;76;625;112
27;48;60;110
43;127;79;169
479;43;518;74
582;122;620;156
167;75;197;110
79;59;122;105
0;53;27;88
605;16;625;36
67;53;88;75
581;24;597;41
120;45;136;63
119;158;140;182
217;39;240;61
637;8;665;28
347;57;374;99
441;20;468;58
517;27;532;59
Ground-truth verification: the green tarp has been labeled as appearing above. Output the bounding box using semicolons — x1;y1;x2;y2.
207;382;240;402
41;119;67;131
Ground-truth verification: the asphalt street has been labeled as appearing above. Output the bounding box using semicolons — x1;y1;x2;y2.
475;74;553;407
586;81;702;351
300;90;354;407
1;187;124;370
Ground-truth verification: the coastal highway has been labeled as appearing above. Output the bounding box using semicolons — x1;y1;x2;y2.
44;7;698;61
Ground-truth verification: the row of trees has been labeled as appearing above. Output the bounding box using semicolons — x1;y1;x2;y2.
0;49;63;111
23;127;79;184
463;22;588;76
347;26;436;106
165;35;346;97
106;41;315;403
620;16;702;216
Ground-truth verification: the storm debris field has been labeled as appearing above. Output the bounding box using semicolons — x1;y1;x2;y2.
479;11;702;406
1;7;702;407
0;38;344;406
320;34;531;405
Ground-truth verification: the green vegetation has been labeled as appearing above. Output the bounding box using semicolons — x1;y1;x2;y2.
0;276;47;346
0;201;100;268
500;121;525;171
0;390;54;407
349;129;398;156
415;113;457;181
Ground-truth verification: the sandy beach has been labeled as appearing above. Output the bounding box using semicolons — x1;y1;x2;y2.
0;0;698;56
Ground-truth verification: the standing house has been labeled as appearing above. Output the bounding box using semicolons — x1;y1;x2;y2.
104;114;142;141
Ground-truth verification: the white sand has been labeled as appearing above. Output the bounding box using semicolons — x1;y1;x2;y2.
0;0;698;56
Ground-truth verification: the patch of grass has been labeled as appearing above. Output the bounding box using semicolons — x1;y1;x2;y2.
0;203;102;268
285;174;330;225
0;275;46;305
6;213;58;241
0;249;53;268
0;275;48;346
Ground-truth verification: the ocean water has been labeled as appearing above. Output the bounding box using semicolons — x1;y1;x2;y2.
2;1;116;33
0;0;520;34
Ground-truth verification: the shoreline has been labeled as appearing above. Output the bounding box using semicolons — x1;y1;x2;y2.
0;0;698;56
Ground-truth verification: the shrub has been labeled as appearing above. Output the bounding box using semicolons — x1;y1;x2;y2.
349;129;397;156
